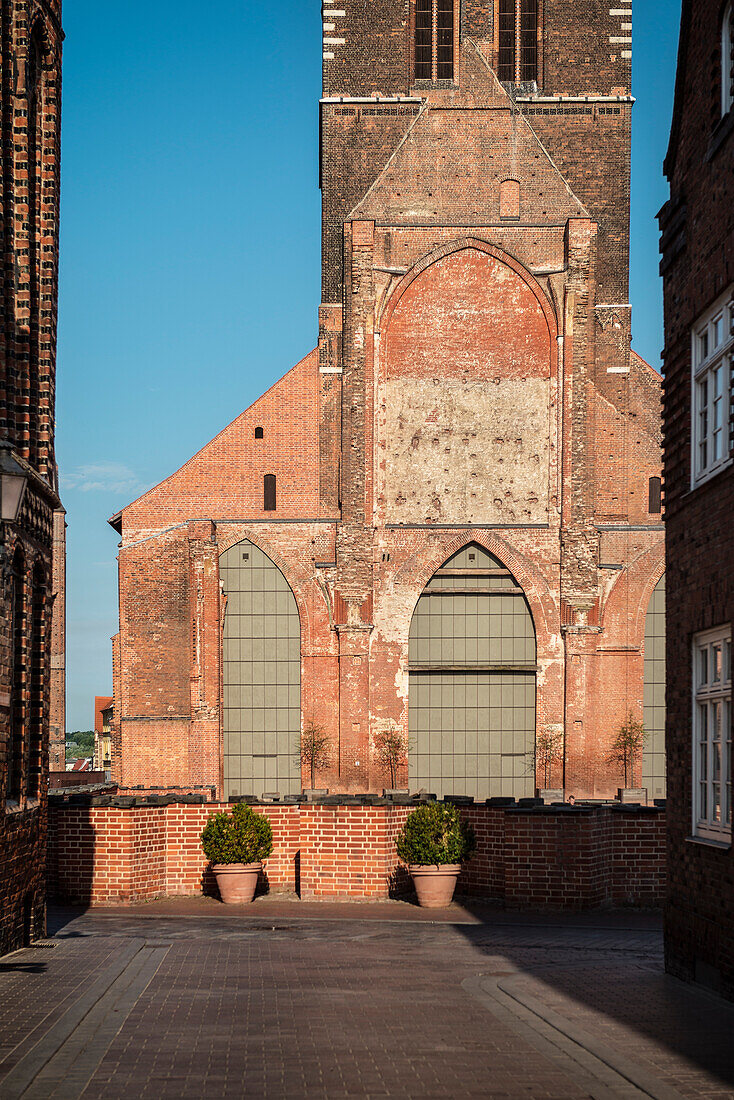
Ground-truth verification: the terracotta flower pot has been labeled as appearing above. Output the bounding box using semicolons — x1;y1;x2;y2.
212;862;263;904
409;864;461;908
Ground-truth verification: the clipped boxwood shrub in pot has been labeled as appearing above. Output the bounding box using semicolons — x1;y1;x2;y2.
201;802;274;904
396;802;475;908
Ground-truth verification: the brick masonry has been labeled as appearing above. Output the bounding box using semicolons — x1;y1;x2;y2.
1;0;64;956
110;3;664;803
47;795;665;910
659;0;734;999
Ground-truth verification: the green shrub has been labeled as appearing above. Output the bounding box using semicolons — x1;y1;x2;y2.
201;803;274;865
396;803;475;866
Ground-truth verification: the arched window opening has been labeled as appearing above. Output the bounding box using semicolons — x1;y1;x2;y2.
254;426;264;439
723;2;733;116
28;564;47;798
500;179;521;220
263;474;276;511
642;575;666;799
414;0;455;83
220;539;301;797
498;0;538;85
648;476;662;514
9;551;27;802
408;543;537;799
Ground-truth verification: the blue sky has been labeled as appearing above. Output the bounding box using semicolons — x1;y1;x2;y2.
57;1;682;731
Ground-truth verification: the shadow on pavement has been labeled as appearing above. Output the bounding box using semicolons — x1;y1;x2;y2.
450;897;734;1093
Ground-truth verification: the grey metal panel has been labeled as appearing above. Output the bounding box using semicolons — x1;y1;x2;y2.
642;574;666;799
221;539;301;797
409;544;536;800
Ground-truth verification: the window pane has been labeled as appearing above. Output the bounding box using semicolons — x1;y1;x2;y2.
436;0;454;81
498;0;516;82
700;780;708;820
414;0;433;80
699;647;708;688
713;315;722;348
700;331;709;361
713;735;722;780
519;0;537;82
713;782;722;823
713;644;723;683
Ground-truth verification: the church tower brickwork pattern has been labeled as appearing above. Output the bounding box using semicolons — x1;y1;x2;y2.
0;0;64;955
110;1;664;802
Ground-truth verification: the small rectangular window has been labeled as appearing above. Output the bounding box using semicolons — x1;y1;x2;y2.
264;474;276;512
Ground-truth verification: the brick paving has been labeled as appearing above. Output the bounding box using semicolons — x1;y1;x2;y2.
0;901;732;1098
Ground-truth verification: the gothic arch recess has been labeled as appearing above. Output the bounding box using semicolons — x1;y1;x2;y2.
379;241;557;528
220;538;301;798
642;574;666;799
408;542;537;799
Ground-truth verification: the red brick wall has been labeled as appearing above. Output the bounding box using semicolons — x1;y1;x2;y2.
47;798;665;910
659;0;734;999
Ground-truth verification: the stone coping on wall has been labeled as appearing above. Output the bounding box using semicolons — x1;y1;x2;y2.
47;788;665;814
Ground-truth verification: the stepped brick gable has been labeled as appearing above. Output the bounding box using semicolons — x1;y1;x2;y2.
110;1;664;803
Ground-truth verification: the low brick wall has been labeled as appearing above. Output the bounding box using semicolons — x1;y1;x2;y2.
46;796;666;909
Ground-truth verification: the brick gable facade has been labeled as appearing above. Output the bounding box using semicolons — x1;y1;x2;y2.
110;1;663;803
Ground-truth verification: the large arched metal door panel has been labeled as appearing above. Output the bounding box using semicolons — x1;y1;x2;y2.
220;539;301;797
408;544;536;799
642;574;666;799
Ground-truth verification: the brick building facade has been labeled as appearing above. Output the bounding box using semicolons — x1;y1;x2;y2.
660;0;734;998
0;0;64;954
110;0;664;802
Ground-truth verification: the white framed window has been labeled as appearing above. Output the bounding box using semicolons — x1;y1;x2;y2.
723;1;733;116
693;625;732;843
691;288;734;487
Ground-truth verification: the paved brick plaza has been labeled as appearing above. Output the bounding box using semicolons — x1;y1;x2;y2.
1;900;734;1098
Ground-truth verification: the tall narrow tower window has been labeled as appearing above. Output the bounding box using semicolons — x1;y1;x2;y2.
724;2;733;116
263;474;277;512
414;0;455;83
498;0;538;85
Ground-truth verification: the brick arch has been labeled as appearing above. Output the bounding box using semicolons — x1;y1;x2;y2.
378;236;558;348
27;10;60;66
599;539;666;650
376;238;559;528
392;530;559;656
215;527;312;642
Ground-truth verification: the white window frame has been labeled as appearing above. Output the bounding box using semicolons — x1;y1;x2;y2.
691;288;734;488
723;1;733;117
692;625;732;843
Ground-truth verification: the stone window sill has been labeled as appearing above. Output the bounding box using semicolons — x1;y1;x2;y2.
689;457;734;495
4;797;41;816
686;833;732;851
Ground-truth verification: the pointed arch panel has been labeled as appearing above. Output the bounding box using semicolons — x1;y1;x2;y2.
408;543;537;799
221;539;301;797
642;574;666;799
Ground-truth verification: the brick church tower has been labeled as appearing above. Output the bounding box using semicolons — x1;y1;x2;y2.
0;0;64;954
110;1;664;802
